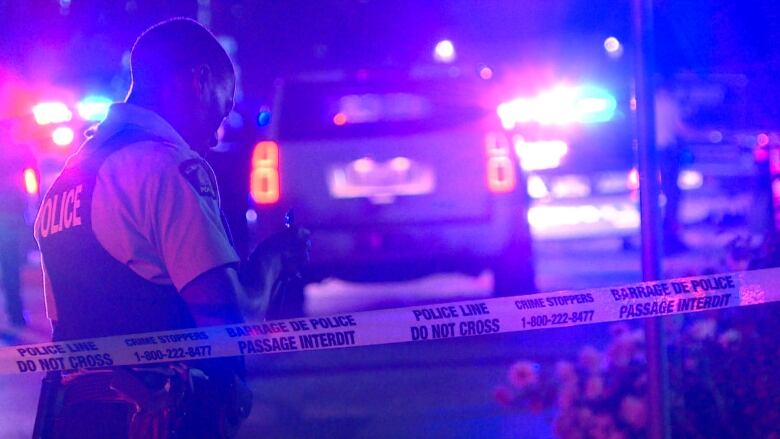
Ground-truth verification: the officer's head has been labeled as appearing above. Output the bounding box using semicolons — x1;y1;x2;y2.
127;18;235;155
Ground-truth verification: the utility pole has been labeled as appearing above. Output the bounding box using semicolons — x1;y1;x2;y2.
631;0;671;438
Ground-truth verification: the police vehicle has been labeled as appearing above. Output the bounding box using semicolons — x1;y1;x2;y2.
249;71;536;297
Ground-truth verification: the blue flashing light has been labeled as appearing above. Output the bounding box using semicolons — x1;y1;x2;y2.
576;85;617;124
77;96;112;122
257;110;272;127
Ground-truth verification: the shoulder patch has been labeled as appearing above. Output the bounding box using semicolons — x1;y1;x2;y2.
179;159;218;200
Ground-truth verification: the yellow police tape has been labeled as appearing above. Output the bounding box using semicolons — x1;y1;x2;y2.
1;267;777;375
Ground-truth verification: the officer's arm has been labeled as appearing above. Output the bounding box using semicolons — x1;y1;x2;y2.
180;264;246;327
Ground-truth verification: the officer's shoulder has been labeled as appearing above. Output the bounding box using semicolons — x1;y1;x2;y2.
97;140;201;192
106;139;196;169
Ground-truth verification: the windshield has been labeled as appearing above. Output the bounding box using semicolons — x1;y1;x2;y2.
276;78;491;140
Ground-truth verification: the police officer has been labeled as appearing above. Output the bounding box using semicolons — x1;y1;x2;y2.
32;18;306;438
0;130;32;328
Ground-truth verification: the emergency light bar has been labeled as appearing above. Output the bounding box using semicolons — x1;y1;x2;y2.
497;85;617;129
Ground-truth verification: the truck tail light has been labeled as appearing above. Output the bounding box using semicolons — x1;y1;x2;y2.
485;132;517;193
250;141;280;204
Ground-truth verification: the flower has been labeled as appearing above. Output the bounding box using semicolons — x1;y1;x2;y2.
500;299;780;439
608;322;630;338
493;385;514;407
607;334;638;368
507;360;539;389
578;345;603;374
555;360;578;384
633;372;647;392
577;407;593;425
588;413;618;439
629;328;645;344
554;411;585;439
688;318;717;340
584;376;604;400
608;431;627;439
619;395;647;430
717;328;741;349
558;382;579;410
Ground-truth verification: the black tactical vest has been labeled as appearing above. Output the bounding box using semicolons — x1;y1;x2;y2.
38;129;197;342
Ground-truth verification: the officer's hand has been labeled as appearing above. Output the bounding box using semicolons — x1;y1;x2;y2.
257;226;311;282
243;226;311;299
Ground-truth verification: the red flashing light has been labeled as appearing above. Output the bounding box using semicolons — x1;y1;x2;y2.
485;133;516;193
333;112;347;126
251;141;280;204
628;168;640;191
23;168;39;195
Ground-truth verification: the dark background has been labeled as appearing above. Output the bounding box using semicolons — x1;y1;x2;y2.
2;0;780;126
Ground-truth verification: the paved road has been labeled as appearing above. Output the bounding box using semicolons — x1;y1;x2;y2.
232;231;736;438
0;228;738;438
